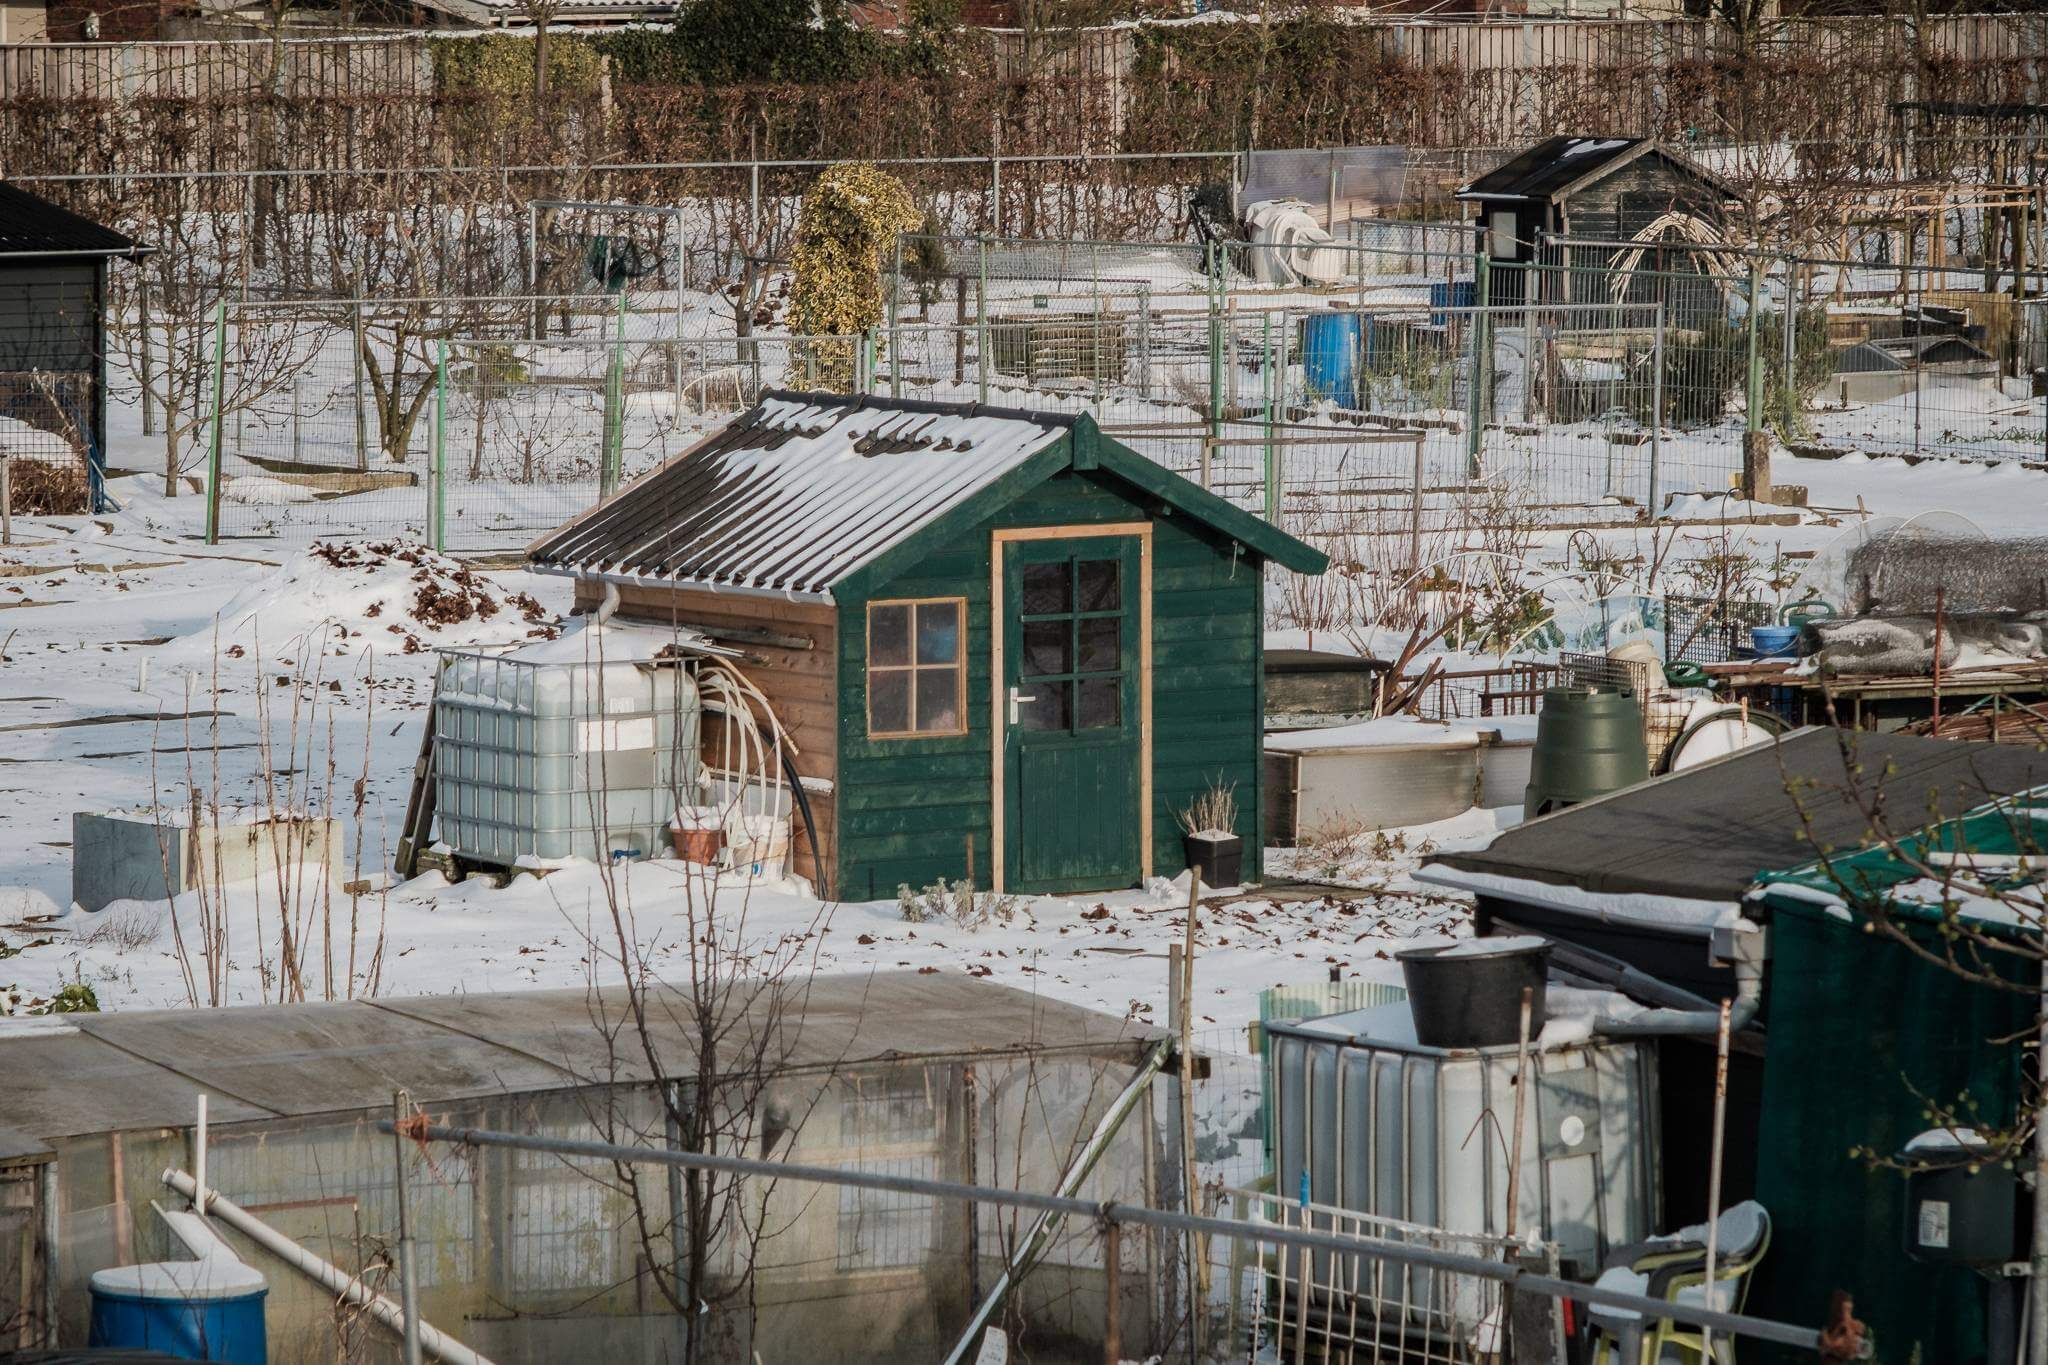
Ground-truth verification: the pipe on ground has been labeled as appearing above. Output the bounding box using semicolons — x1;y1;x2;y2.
161;1168;493;1365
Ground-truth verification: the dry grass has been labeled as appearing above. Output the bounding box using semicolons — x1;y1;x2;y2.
82;903;163;953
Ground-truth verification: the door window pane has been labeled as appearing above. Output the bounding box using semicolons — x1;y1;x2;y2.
1077;677;1121;729
869;670;911;734
870;604;911;667
1021;562;1071;615
1022;620;1070;676
916;602;960;665
1077;617;1120;673
1077;559;1121;612
1019;681;1071;732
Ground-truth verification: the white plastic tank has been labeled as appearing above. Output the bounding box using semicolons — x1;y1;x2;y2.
1268;1001;1659;1282
433;625;703;866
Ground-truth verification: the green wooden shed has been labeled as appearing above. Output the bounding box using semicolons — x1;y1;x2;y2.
527;390;1328;901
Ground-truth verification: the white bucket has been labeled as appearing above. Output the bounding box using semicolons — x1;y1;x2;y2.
724;812;790;874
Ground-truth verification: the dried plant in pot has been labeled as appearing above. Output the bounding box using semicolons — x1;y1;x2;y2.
1177;779;1242;888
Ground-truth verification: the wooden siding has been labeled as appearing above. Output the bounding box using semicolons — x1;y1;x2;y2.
575;579;840;895
833;470;1265;902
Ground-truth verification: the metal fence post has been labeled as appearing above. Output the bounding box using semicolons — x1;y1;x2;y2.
1206;241;1223;443
350;293;369;470
204;299;226;546
431;340;447;552
602;292;625;500
976;236;990;406
1466;251;1490;479
1649;302;1665;520
1262;310;1276;520
1779;255;1798;434
1745;259;1763;435
889;235;903;400
391;1091;423;1365
138;275;156;436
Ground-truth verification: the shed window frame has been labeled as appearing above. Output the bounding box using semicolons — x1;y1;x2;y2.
866;597;968;739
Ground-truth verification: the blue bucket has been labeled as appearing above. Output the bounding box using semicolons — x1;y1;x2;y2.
91;1263;268;1362
1750;624;1801;657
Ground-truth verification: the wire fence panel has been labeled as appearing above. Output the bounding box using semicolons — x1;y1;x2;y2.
205;295;854;548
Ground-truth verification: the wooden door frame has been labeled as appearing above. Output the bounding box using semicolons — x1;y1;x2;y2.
989;522;1153;896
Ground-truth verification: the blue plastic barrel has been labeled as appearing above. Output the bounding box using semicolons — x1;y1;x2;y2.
90;1260;268;1363
1301;312;1364;410
1429;279;1477;326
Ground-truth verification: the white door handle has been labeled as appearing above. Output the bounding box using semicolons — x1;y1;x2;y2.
1007;687;1037;725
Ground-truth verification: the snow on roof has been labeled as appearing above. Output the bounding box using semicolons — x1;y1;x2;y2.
1265;712;1538;755
527;392;1076;599
1412;864;1737;933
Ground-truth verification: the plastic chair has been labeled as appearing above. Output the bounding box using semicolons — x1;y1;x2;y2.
1588;1202;1772;1365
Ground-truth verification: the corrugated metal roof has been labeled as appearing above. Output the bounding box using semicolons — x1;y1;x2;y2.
0;972;1158;1141
528;391;1076;598
1459;137;1645;201
0;181;149;259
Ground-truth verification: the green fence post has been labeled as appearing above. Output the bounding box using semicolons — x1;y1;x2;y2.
889;236;902;400
431;340;447;552
602;293;625;500
1466;251;1490;479
976;236;990;406
204;298;226;546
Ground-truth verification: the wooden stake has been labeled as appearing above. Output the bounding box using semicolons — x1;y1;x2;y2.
1178;868;1206;1358
1103;1220;1121;1365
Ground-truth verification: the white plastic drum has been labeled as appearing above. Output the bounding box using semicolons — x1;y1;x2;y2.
1665;707;1780;771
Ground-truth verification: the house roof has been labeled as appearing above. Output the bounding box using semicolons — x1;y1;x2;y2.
1456;136;1734;204
0;181;151;260
1419;728;2048;922
527;390;1328;598
0;972;1161;1142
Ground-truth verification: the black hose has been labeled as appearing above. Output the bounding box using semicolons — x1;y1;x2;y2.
779;746;826;894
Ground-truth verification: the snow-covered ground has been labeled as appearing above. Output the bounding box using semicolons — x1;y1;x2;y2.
6;331;2048;1041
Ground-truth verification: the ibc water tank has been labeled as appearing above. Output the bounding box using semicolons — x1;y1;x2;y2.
434;625;703;867
1267;1001;1658;1286
89;1257;268;1362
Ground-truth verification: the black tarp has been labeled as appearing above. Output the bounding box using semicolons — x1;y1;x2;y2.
1428;727;2048;907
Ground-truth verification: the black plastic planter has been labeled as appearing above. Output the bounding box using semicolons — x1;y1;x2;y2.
1183;832;1244;888
1396;937;1551;1049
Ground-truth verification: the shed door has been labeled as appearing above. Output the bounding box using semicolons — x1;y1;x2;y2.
999;532;1146;894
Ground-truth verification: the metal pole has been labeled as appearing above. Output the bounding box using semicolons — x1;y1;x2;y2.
1409;434;1424;573
976;237;990;407
1178;870;1205;1361
1262;311;1276;521
0;458;9;546
139;275;156;436
431;341;447;552
1467;250;1489;479
1206;242;1222;443
2031;954;2048;1365
1649;301;1665;520
603;292;625;499
350;292;369;469
889;234;902;400
1745;259;1763;436
1780;255;1798;435
1701;1000;1733;1363
377;1118;1825;1350
391;1091;425;1365
1102;1220;1121;1365
205;299;226;545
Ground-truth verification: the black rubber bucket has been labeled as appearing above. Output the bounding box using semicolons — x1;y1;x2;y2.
1397;937;1552;1049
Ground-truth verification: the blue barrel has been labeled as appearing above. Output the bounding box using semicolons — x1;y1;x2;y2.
1429;278;1477;326
1301;311;1364;410
90;1262;268;1363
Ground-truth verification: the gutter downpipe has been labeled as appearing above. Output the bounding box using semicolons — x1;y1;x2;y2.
1594;922;1766;1037
592;578;621;627
161;1169;495;1365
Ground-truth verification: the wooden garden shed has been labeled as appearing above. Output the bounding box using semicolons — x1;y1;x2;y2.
527;390;1327;901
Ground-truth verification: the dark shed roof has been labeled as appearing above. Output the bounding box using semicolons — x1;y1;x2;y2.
0;181;151;260
527;390;1328;598
1457;136;1734;204
1424;727;2048;904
